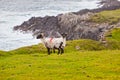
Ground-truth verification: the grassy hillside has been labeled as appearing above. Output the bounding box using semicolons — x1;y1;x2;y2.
1;40;104;57
0;50;120;80
90;9;120;24
0;38;120;80
1;24;120;80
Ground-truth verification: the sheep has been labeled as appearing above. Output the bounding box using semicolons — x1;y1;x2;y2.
36;33;67;55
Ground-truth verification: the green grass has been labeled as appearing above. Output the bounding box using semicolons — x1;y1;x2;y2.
0;50;120;80
106;28;120;41
103;28;120;50
90;9;120;24
0;51;10;57
0;38;120;80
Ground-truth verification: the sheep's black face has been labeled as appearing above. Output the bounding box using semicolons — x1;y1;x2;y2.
36;34;41;39
61;33;67;38
36;33;44;39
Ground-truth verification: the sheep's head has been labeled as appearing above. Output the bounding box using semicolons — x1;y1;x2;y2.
36;33;44;39
61;33;67;38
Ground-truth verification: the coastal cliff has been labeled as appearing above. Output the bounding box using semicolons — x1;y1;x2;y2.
14;0;120;41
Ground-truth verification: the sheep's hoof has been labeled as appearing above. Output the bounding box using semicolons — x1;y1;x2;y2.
48;53;50;55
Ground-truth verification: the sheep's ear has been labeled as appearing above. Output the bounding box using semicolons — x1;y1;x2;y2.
41;33;44;36
65;33;67;36
36;34;41;39
63;33;67;35
36;32;45;39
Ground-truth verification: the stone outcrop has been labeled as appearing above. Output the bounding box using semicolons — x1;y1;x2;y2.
14;0;120;41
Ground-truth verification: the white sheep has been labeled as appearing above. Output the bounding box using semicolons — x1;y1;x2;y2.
36;33;67;55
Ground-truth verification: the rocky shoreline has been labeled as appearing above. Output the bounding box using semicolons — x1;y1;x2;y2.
14;0;120;41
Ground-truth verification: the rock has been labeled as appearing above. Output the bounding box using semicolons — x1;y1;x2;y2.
13;1;120;41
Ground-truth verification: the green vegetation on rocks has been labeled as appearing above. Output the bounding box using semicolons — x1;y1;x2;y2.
90;9;120;24
106;28;120;41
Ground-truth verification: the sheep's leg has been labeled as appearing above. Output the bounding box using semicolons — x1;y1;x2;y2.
57;48;60;55
61;48;64;54
53;48;55;53
50;49;52;53
47;48;50;55
59;42;64;54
